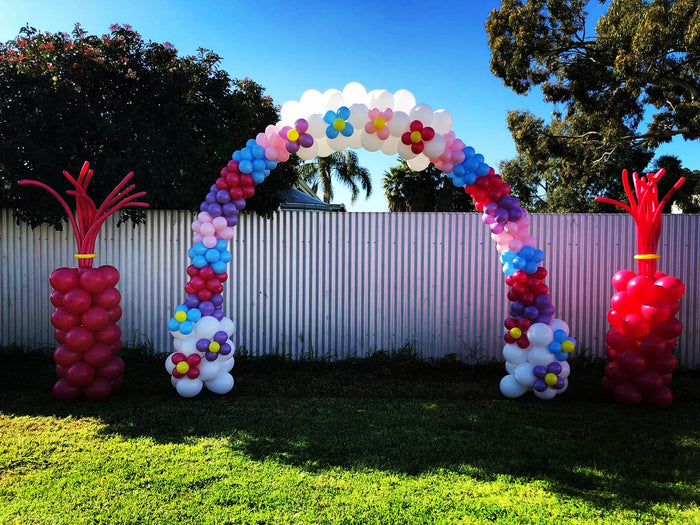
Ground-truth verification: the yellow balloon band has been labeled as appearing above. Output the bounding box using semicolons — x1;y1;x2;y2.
634;254;661;260
74;253;97;259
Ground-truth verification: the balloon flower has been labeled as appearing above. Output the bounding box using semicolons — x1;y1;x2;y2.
19;162;148;401
595;168;686;406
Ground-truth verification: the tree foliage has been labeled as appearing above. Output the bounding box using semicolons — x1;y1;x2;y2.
298;151;372;204
487;0;700;212
383;159;475;212
0;24;298;228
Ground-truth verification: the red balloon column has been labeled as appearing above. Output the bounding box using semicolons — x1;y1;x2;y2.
595;168;686;407
19;162;148;401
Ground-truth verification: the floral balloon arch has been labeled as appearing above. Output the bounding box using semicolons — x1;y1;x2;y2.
164;82;577;398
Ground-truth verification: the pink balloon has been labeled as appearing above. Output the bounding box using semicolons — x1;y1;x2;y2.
63;288;92;314
65;326;94;352
203;235;217;248
50;267;79;293
79;267;107;293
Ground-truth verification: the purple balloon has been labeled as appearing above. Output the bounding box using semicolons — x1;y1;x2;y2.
199;301;215;316
205;191;217;204
196;338;209;352
216;190;231;204
510;301;525;315
298;133;314;148
213;309;224;321
222;202;238;217
483;202;498;216
200;202;209;212
534;294;551;309
495;208;509;224
524;305;540;320
534;379;548;392
498;196;513;210
533;365;547;378
185;294;201;309
205;351;218;362
210;294;223;307
547;362;562;375
232;198;246;210
207;203;223;217
482;213;496;225
536;314;552;324
220;342;232;355
509;206;523;222
226;215;239;227
214;330;228;344
490;222;505;234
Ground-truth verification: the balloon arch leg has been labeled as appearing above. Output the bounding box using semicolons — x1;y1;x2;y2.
165;83;577;398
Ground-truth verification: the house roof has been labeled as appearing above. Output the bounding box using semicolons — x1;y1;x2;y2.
279;180;346;212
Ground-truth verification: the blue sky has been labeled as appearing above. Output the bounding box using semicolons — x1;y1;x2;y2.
2;0;697;211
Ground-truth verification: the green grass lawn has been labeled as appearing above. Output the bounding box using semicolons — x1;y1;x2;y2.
1;351;698;524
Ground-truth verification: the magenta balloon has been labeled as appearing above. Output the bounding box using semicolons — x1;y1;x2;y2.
84;342;113;368
79;267;107;293
81;306;110;332
97;356;125;380
63;288;93;314
66;361;95;387
65;326;94;353
53;378;83;401
92;287;121;310
51;308;81;331
99;265;120;287
84;377;112;401
50;267;79;293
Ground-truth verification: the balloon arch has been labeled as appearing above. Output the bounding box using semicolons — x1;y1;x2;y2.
164;82;577;398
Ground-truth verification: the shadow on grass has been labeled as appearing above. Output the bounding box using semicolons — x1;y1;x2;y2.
1;352;699;513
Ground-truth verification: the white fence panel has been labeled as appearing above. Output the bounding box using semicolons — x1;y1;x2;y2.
1;209;698;367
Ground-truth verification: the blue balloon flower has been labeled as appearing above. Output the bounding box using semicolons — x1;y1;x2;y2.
324;106;354;139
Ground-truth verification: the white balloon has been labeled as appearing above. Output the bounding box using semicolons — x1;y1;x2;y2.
348;131;363;149
195;316;220;339
361;131;383;152
180;336;198;355
393;89;416;112
280;100;302;125
176;378;203;398
558;360;571;379
316;137;333;157
423;133;446;158
327;135;350;152
219;317;235;337
305;113;326;138
407;154;430;172
527;323;554;347
390;111;411;138
169;329;187;340
323;89;345;112
296;140;319;160
197;359;219;382
380;135;400;156
500;374;528;398
431;109;454;134
534;387;557;400
367;89;394;110
528;346;555;366
221;356;235;372
173;339;182;351
409;103;433;126
299;89;323;113
347;103;369;129
206;372;234;394
170;376;178;388
342;82;368;106
514;362;536;387
505;361;517;375
502;343;528;364
549;318;570;335
165;353;176;374
397;141;418;160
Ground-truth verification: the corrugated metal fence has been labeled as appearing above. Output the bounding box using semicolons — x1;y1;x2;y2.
1;208;698;367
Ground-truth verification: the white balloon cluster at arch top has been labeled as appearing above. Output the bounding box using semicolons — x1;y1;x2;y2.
164;82;577;399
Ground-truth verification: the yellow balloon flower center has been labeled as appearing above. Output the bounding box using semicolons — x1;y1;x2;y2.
544;372;558;386
373;117;386;130
208;342;221;353
561;340;575;353
174;311;187;322
509;327;522;339
410;131;422;143
287;129;300;142
333;118;345;131
176;361;190;375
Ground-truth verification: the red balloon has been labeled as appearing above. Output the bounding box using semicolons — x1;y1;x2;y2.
604;361;630;385
614;383;642;405
651;317;683;339
51;308;81;331
79;267;107;293
654;276;685;301
54;345;83;367
616;351;647;376
97;356;125;380
53;378;83;401
84;342;112;368
65;326;94;352
54;329;67;344
612;269;636;292
664;338;678;352
648;353;677;375
640;301;671;324
66;361;95;387
91;287;121;310
109;340;123;356
62;287;93;314
621;313;650;339
605;346;619;361
55;364;68;377
644;386;673;407
50;290;64;308
605;328;636;352
626;275;656;302
50;267;79;293
199;266;214;280
637;334;667;360
669;300;680;317
99;265;120;287
84;377;112;401
94;323;121;345
633;370;663;393
107;305;122;324
81;306;110;331
607;309;624;328
610;291;638;315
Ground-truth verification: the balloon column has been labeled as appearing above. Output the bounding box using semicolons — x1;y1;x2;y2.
595;169;686;407
167;82;576;399
19;162;148;401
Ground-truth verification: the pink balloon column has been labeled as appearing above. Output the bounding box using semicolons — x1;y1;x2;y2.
19;162;148;401
595;168;686;407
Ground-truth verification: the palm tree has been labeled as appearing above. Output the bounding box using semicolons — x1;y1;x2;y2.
298;151;372;204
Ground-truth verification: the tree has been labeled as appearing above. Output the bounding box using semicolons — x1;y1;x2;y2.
0;24;299;228
383;159;475;212
297;150;372;204
486;0;699;212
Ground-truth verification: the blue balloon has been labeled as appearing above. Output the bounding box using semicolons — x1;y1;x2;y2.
239;160;253;174
500;250;517;263
167;318;180;331
338;106;350;119
463;146;475;158
246;138;257;149
216;239;228;251
252;172;265;184
180;321;194;335
192;255;207;268
211;260;227;274
205;248;220;263
187;308;202;322
520;245;535;259
476;163;490;176
240;148;253;161
219;250;232;263
232;150;241;161
524;261;539;274
452;176;466;187
252;145;265;159
453;164;465;177
323;110;336;124
192;242;207;255
464;172;477;186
